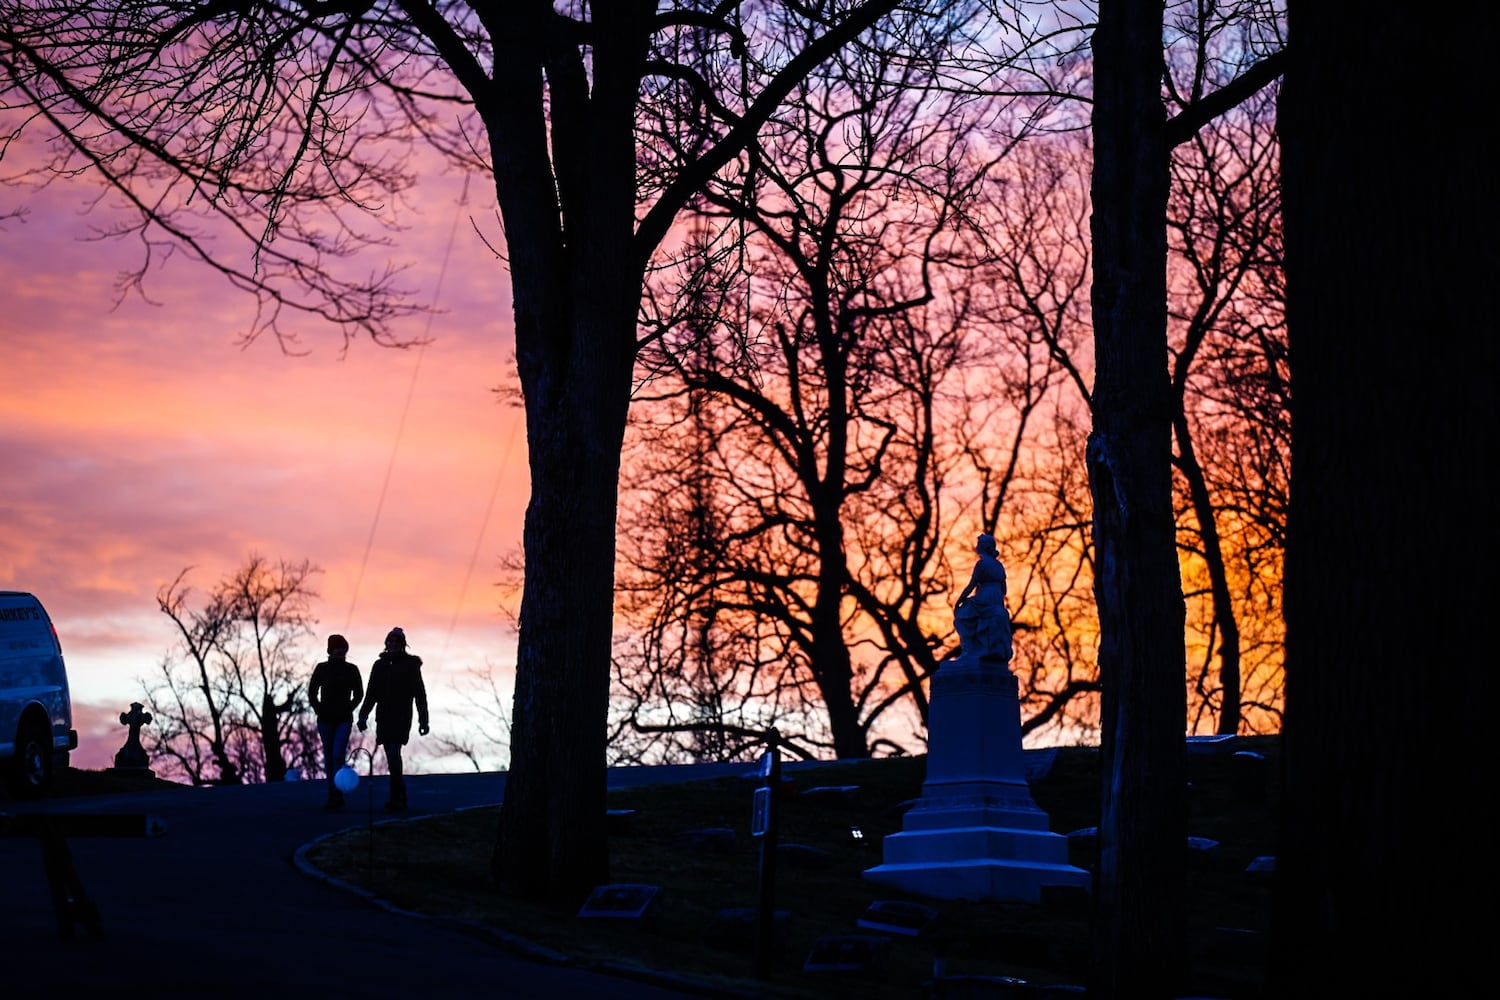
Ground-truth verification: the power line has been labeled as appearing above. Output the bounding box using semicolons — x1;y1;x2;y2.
346;174;472;631
442;412;521;659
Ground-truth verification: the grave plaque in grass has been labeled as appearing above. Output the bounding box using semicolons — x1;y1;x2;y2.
799;784;861;805
856;899;939;937
577;883;661;922
1244;855;1276;885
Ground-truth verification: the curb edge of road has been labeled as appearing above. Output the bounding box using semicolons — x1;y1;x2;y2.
291;822;762;999
292;822;573;967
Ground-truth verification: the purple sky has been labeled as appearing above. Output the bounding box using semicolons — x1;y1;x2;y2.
2;152;527;772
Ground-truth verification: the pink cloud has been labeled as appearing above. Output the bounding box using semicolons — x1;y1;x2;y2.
3;141;525;773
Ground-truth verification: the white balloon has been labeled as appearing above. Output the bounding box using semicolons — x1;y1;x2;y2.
333;765;359;793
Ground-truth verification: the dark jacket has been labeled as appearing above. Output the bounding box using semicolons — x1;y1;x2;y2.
358;650;428;745
308;658;364;726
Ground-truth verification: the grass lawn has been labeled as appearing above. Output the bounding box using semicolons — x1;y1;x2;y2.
301;737;1280;999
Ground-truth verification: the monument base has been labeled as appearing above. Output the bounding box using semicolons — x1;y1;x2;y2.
863;805;1089;902
864;853;1088;903
863;657;1091;903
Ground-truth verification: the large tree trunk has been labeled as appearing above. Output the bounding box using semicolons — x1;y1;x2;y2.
493;349;632;902
1273;4;1492;994
490;278;638;905
1086;2;1188;996
485;0;906;905
487;1;649;904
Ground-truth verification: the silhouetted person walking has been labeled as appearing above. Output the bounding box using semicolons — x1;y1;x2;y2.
357;627;429;811
308;634;363;810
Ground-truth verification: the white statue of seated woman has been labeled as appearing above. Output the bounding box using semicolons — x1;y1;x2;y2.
954;533;1014;663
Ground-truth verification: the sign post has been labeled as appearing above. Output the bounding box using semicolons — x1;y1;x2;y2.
753;726;781;980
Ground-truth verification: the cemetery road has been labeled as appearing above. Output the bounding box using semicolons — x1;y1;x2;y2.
0;764;754;997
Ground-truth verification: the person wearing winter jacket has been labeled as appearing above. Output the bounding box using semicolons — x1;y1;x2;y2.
357;626;429;811
308;633;363;810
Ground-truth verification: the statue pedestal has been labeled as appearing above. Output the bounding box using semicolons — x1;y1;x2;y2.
863;657;1091;903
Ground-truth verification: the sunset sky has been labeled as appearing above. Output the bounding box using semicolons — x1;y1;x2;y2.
2;153;529;772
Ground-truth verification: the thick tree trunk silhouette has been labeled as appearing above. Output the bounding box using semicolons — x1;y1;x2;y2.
487;1;909;904
1085;1;1188;995
1273;4;1492;994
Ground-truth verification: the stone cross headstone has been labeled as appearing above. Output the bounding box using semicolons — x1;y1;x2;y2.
112;701;153;771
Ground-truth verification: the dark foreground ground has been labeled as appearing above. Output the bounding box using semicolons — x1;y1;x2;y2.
297;737;1280;1000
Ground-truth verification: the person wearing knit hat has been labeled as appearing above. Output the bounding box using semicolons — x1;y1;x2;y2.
357;626;430;811
307;633;363;810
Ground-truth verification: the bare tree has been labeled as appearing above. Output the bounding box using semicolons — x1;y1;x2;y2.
611;362;792;765
1;0;958;903
423;662;513;773
619;13;1074;762
143;554;321;785
614;2;1290;771
957;128;1103;744
1166;77;1286;737
146;572;240;785
2;0;996;905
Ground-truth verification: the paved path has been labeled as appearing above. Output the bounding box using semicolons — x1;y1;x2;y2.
0;763;761;998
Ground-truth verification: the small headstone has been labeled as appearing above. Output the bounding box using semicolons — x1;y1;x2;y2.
1244;855;1276;884
800;784;860;803
577;883;661;922
857;899;938;937
802;933;890;975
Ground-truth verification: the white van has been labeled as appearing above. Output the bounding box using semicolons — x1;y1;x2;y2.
1;591;78;798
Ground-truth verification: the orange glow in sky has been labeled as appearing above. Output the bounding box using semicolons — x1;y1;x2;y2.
1;162;527;772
